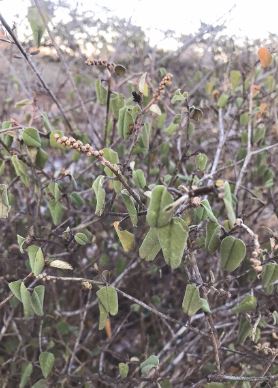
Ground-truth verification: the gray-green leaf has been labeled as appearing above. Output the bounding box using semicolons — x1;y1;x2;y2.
20;282;33;317
31;285;45;316
9;280;22;302
22;127;41;148
140;355;159;377
139;228;161;261
19;362;33;388
39;351;55;378
220;236;246;272
27;245;45;276
92;175;106;216
156;218;188;269
97;286;118;316
146;185;174;227
182;284;203;316
121;189;138;226
0;184;11;218
119;362;129;378
223;181;236;227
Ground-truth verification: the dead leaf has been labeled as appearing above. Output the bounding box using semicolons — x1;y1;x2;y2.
258;47;272;68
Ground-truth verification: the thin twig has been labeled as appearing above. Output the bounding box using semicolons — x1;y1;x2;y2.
33;0;101;146
0;14;73;132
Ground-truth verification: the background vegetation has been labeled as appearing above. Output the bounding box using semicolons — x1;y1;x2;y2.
0;1;278;387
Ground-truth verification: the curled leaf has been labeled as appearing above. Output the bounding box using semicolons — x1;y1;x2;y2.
114;221;135;252
49;260;73;270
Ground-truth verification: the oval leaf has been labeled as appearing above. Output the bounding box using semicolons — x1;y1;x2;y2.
182;284;203;316
92;175;106;216
20;282;33;317
146;185;173;228
97;286;118;316
139;227;161;262
156;218;188;269
27;245;45;276
220;236;246;272
22;127;41;148
39;351;55;379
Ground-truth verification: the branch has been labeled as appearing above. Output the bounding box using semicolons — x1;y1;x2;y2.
0;13;73;133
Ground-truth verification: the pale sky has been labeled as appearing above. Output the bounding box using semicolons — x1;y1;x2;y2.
1;0;277;49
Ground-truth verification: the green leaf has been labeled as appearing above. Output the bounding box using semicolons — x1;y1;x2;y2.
237;316;252;344
195;153;208;171
217;93;229;108
156;218;188;269
98;302;109;330
47;182;61;201
146;185;174;227
97;286;118;316
182;284;203;316
27;245;45;276
11;155;30;187
74;232;89;245
200;298;211;314
232;295;257;314
20;282;34;317
103;148;122;193
48;199;64;226
230;70;241;90
39;351;55;378
140;355;159;377
138;123;151;154
262;263;278;288
111;93;125;119
119;362;129;378
41;112;54;132
8;280;22;302
117;105;139;139
35;148;48;169
22;127;41;148
95;79;107;105
132;169;146;189
205;221;221;254
69;192;84;207
171;89;187;104
220;236;246;272
19;362;33;388
139;228;161;262
200;199;218;224
92;175;106;216
0;184;11;218
114;221;135;252
15;99;32;109
31;285;45;316
120;189;138;226
31;379;48;388
223;181;236;226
